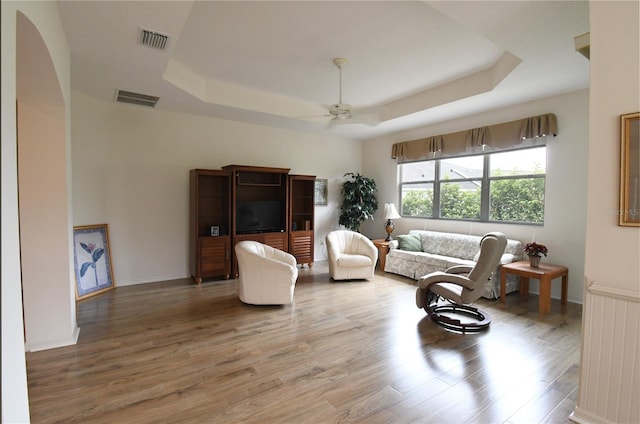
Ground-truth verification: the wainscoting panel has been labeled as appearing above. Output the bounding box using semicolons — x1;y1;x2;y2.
571;279;640;424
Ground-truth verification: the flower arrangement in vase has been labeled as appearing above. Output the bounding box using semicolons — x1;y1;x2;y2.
524;241;548;268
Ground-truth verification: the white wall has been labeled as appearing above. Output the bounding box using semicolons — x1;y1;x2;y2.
18;100;78;352
16;9;79;354
584;2;639;290
71;90;361;284
2;1;75;422
0;6;28;422
572;2;640;423
362;89;589;304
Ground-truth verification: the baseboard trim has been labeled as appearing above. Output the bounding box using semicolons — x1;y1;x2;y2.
25;324;80;352
117;274;189;286
570;407;616;424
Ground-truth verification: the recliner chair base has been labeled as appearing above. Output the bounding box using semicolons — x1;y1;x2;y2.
424;303;491;333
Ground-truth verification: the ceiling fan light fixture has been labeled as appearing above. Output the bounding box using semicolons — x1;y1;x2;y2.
329;102;352;120
333;57;348;69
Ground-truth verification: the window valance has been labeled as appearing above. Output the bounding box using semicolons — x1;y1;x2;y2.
391;113;557;162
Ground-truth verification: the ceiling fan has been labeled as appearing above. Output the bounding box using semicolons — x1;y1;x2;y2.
328;57;353;121
298;58;381;126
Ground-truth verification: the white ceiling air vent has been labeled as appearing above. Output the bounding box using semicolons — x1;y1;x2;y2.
139;27;169;50
116;90;160;107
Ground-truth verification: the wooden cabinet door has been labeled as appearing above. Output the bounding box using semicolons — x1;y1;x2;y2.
262;232;288;252
288;175;315;267
290;231;313;266
198;237;230;280
232;232;288;277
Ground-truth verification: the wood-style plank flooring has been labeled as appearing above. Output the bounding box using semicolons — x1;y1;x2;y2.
26;262;582;423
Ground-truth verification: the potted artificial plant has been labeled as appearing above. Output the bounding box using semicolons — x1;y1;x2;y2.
339;172;379;232
524;241;548;268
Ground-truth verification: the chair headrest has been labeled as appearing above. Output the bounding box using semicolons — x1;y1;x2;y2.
468;232;507;285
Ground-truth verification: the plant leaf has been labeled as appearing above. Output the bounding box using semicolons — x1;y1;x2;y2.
92;248;105;263
80;262;92;278
80;242;92;254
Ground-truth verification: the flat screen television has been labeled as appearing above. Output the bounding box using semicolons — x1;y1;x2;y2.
236;200;284;234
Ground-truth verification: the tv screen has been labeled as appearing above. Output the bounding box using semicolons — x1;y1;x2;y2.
236;200;284;234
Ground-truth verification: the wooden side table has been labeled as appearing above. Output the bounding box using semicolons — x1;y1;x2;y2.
372;239;391;270
500;261;568;313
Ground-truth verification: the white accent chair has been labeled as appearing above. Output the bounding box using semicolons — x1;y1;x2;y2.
325;230;378;281
234;240;298;305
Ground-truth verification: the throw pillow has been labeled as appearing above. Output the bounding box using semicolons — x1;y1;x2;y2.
397;234;422;252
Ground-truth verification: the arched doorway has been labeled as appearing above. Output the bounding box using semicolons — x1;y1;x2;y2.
17;11;78;351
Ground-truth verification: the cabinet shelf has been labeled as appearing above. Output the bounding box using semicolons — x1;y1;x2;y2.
190;169;232;283
289;175;315;267
223;165;290;187
237;181;281;187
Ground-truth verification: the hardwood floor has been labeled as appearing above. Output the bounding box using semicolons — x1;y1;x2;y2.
26;262;582;424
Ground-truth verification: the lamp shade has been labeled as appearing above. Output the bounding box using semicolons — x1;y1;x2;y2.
384;203;401;220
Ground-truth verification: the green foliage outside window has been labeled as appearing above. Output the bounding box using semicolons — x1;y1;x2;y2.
440;183;481;219
399;147;546;224
401;177;544;223
402;190;432;217
490;177;545;223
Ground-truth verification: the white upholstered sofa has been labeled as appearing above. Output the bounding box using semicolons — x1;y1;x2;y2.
384;230;524;299
235;240;298;305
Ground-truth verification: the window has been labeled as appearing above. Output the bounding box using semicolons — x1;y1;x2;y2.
399;147;546;224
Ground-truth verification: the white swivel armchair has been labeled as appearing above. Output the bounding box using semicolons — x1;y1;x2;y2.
234;241;298;305
325;230;378;281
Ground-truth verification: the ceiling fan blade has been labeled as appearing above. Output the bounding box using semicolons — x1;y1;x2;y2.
351;114;381;126
327;115;379;127
295;113;332;119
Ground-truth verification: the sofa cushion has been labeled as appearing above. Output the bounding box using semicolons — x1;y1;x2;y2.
417;231;481;260
414;252;449;269
473;251;516;264
397;234;422;251
445;257;476;269
387;248;421;262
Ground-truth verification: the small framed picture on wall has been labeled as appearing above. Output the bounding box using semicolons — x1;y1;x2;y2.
315;178;328;206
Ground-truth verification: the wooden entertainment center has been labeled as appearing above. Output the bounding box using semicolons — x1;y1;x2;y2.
190;165;315;283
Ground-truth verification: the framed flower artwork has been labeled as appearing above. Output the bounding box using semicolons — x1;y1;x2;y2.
73;224;116;300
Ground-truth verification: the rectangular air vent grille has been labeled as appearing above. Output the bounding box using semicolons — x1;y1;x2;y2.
116;90;160;107
139;28;169;50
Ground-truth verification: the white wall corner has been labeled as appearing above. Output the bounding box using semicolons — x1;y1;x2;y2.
26;325;80;353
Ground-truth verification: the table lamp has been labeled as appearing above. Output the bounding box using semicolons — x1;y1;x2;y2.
383;203;401;241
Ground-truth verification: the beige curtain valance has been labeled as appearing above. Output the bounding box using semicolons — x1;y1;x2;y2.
391;113;557;162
